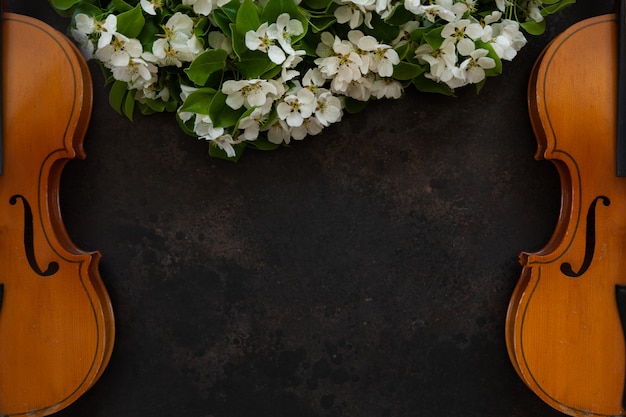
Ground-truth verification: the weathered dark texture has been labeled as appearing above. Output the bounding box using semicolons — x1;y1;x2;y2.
5;1;615;416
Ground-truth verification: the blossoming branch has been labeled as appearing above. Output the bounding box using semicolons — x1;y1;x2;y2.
50;0;574;160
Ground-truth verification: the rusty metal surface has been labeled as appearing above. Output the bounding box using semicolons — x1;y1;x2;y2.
5;1;614;416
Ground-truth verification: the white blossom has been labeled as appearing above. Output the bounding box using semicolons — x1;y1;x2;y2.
441;19;484;56
95;33;143;67
110;58;158;90
314;34;364;90
371;77;403;99
459;48;496;84
143;12;203;67
245;22;287;64
313;90;343;126
265;119;292;144
277;87;316;127
344;75;373;100
267;13;304;55
194;114;224;139
238;108;267;141
291;117;323;140
71;13;118;56
140;0;162;15
182;0;229;16
222;79;279;110
210;134;240;157
335;0;374;29
489;19;527;61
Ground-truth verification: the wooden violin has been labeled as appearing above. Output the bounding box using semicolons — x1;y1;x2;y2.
0;9;114;416
506;2;626;416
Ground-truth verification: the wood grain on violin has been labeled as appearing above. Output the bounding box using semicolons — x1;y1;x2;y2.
506;12;626;417
0;12;114;416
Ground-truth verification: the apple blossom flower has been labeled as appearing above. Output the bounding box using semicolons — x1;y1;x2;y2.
314;34;364;91
526;1;544;22
277;87;316;127
459;48;496;84
143;12;203;67
222;79;279;110
265;119;292;144
290;117;323;140
441;19;485;56
334;0;374;29
344;75;373;101
95;33;143;67
140;0;163;15
371;78;403;99
194;114;224;139
349;31;399;77
415;39;458;83
210;134;240;157
238;108;267;141
266;13;304;56
110;58;158;90
245;23;287;64
489;19;527;61
71;13;118;58
314;91;343;126
182;0;229;16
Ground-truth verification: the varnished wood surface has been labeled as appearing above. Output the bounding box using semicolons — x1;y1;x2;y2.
1;2;616;417
507;14;626;416
0;12;114;415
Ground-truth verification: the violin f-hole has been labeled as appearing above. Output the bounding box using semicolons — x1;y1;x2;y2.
560;195;611;278
9;194;59;277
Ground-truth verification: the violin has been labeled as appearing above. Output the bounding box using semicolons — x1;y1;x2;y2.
506;2;626;416
0;9;114;416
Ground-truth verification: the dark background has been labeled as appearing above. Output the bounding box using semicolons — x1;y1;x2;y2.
6;1;615;416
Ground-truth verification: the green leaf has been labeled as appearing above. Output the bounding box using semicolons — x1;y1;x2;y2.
237;50;277;79
48;0;82;11
542;0;576;16
178;88;217;115
363;14;398;44
392;61;425;81
184;49;228;86
248;137;280;151
123;88;136;121
137;16;162;46
343;97;369;114
235;0;261;34
384;3;415;27
393;41;411;60
232;0;260;58
260;0;302;23
111;0;134;12
116;4;145;38
412;75;453;96
520;19;546;36
423;26;444;50
138;98;167;114
209;91;246;128
220;0;241;22
308;16;336;33
109;80;130;115
301;0;333;11
212;10;234;37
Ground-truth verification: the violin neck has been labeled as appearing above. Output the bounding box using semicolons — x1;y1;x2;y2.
617;0;626;175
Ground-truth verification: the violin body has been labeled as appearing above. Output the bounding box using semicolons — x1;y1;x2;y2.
506;13;626;416
0;12;114;415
